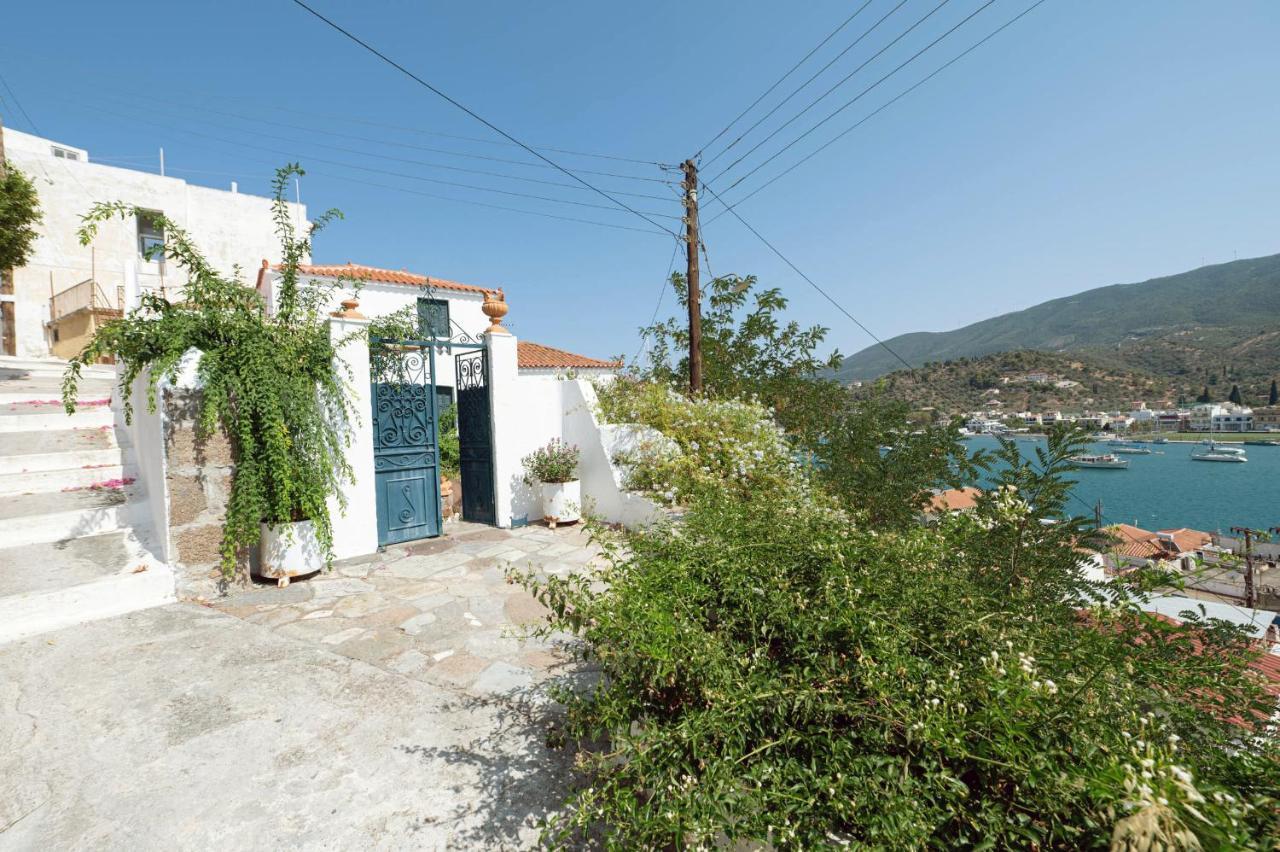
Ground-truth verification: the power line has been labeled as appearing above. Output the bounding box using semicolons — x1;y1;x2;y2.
58;94;676;202
0;70;41;135
702;0;907;170
631;236;684;367
698;176;915;372
706;0;1049;223
696;0;878;159
58;98;681;220
287;0;678;238
83;87;673;184
711;0;992;189
221;96;662;166
306;167;671;235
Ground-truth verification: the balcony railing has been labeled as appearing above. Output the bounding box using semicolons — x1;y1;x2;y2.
50;279;125;321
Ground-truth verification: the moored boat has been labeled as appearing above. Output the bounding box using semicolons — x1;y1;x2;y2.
1191;447;1247;463
1069;453;1129;469
1244;439;1280;447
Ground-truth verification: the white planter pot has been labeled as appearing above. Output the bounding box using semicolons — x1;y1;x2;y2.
541;480;581;528
259;520;324;587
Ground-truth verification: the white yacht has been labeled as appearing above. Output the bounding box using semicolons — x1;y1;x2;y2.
1069;453;1129;469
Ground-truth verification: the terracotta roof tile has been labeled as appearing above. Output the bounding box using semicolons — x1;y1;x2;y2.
928;487;982;513
286;262;493;296
1156;528;1213;554
518;341;621;371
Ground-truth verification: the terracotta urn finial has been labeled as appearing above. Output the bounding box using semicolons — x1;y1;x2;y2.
331;295;364;319
482;289;509;334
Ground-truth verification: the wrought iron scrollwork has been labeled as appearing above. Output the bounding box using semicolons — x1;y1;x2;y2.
372;343;436;452
457;350;487;391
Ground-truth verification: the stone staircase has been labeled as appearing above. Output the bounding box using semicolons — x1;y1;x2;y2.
0;356;173;643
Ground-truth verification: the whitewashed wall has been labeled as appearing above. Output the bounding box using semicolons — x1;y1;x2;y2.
118;369;171;563
262;272;490;394
562;380;665;529
4;128;306;358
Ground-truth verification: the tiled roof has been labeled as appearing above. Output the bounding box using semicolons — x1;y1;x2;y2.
1103;524;1214;561
517;341;621;371
928;487;982;513
286;262;493;296
1103;524;1164;560
1156;528;1213;554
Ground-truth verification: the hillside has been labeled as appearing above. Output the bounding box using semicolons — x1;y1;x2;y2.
836;253;1280;386
857;350;1182;416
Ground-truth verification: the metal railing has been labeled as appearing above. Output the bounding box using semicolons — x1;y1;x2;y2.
50;279;124;320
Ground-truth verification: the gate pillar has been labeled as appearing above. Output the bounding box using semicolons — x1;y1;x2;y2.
484;329;519;529
328;310;379;560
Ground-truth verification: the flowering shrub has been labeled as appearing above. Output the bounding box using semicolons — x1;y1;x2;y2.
595;377;801;505
522;439;580;484
515;430;1280;848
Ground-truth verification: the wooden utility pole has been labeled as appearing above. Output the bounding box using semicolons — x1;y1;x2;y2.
1231;526;1257;609
681;158;703;395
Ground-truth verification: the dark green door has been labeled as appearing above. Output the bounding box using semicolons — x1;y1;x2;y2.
372;345;441;545
455;349;496;525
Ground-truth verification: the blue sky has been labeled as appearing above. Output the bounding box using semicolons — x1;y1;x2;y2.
2;0;1278;362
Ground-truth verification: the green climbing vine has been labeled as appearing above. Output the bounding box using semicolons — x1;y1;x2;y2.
62;164;353;578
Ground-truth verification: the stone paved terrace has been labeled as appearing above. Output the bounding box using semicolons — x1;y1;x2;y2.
0;521;605;849
213;521;602;697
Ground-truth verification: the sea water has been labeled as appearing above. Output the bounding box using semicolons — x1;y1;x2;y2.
964;436;1280;533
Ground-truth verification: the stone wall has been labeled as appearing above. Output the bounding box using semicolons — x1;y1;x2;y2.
163;388;238;601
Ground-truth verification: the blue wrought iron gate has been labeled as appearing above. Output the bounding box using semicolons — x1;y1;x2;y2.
455;349;496;525
371;341;441;545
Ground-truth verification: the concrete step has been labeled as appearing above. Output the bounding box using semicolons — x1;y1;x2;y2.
0;487;128;547
1;428;119;458
0;430;122;476
0;355;114;377
0;401;114;433
0;463;133;496
0;530;136;598
0;446;123;475
0;533;175;644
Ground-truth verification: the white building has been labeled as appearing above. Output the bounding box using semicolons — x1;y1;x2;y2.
1;127;306;358
1189;402;1253;432
1213;405;1253;433
1188;403;1222;432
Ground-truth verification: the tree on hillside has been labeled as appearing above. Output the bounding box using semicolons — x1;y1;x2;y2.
1197;385;1211;403
635;272;845;449
1229;384;1243;405
1270;379;1278;405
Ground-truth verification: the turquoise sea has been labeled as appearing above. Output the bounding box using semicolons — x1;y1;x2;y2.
964;436;1280;533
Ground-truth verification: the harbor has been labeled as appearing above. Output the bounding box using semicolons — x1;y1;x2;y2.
965;435;1280;532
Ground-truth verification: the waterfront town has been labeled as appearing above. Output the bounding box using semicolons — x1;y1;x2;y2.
951;370;1280;436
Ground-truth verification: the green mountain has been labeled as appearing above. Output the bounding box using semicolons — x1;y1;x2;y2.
836;253;1280;385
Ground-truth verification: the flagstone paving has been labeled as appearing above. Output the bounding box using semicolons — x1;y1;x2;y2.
0;521;608;849
210;521;605;700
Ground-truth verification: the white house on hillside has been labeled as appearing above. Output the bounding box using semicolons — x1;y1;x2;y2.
1;127;306;358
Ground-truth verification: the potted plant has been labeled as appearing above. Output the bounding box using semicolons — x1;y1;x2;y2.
523;439;581;528
63;164;353;589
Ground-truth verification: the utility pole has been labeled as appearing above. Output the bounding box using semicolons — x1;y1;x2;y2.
1231;526;1257;609
681;158;703;395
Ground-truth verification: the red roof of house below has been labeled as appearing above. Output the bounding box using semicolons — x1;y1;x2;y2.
518;341;621;371
928;487;982;513
280;262;494;296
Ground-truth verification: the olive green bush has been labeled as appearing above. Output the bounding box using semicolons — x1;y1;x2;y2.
517;429;1280;849
595;376;801;506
